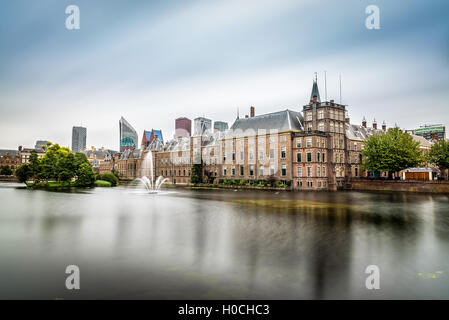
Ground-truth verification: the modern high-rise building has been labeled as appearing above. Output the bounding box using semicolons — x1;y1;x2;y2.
213;121;228;132
71;126;87;153
193;117;212;136
413;124;446;142
119;117;138;152
141;129;163;149
175;117;192;138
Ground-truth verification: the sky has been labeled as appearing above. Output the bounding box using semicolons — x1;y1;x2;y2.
0;0;448;150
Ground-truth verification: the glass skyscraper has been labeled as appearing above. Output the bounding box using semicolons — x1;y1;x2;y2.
71;126;87;153
119;117;138;152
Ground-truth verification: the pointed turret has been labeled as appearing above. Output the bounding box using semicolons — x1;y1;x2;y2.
310;73;321;103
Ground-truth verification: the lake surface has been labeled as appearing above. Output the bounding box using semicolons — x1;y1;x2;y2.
0;181;448;299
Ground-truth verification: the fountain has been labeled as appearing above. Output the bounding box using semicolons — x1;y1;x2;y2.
133;148;168;193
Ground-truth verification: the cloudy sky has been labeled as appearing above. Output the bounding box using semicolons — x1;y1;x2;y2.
0;0;448;150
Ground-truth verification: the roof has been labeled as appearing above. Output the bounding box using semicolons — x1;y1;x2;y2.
310;79;321;102
345;123;383;141
404;167;438;172
230;109;304;134
410;134;433;148
0;149;20;158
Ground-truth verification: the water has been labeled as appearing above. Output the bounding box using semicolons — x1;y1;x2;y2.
0;181;448;299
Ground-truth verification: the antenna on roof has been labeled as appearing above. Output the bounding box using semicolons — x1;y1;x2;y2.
324;70;327;102
339;74;342;104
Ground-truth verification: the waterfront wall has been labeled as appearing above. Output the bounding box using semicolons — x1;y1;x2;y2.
350;180;449;193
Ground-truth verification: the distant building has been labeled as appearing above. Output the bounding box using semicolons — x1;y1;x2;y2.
141;129;163;149
194;117;212;136
18;146;45;164
413;124;446;142
119;117;138;152
0;149;21;173
35;140;50;151
175;117;192;138
72;126;87;153
83;147;117;167
213;121;228;132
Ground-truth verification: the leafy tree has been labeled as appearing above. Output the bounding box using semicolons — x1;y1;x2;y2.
15;164;32;183
190;163;202;184
28;152;41;182
76;163;96;186
0;165;13;176
361;127;423;178
100;172;119;186
427;140;449;179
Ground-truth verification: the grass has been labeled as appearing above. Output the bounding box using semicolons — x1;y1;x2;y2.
94;180;112;187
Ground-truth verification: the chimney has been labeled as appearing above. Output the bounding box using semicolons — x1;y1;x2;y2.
362;117;367;128
382;121;386;132
373;118;377;130
250;106;255;117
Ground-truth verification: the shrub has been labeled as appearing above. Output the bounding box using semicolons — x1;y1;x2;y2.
101;172;119;186
0;165;13;176
94;180;112;187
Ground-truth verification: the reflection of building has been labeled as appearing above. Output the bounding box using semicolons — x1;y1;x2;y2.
72;126;87;153
194;117;212;136
35;140;50;151
214;121;228;132
119;117;138;152
175;117;192;138
412;124;446;142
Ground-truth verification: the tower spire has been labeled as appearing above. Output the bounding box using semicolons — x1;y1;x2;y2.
310;73;321;103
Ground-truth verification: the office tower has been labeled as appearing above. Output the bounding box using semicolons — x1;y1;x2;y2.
193;117;212;136
119;117;138;152
72;126;87;153
175;117;192;138
213;121;228;132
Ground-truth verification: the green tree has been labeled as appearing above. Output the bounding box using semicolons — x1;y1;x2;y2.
76;163;96;187
15;164;32;183
427;140;449;179
190;163;202;184
0;165;13;176
361;127;423;178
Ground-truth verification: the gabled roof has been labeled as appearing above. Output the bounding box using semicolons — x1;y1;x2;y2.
230;109;304;134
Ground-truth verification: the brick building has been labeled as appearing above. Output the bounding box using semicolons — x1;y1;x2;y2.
101;77;434;190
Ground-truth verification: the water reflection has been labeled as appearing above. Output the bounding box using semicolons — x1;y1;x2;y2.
0;182;448;299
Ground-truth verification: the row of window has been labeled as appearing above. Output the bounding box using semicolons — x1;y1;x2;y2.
222;164;288;177
305;109;345;121
296;152;326;163
296;166;326;178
